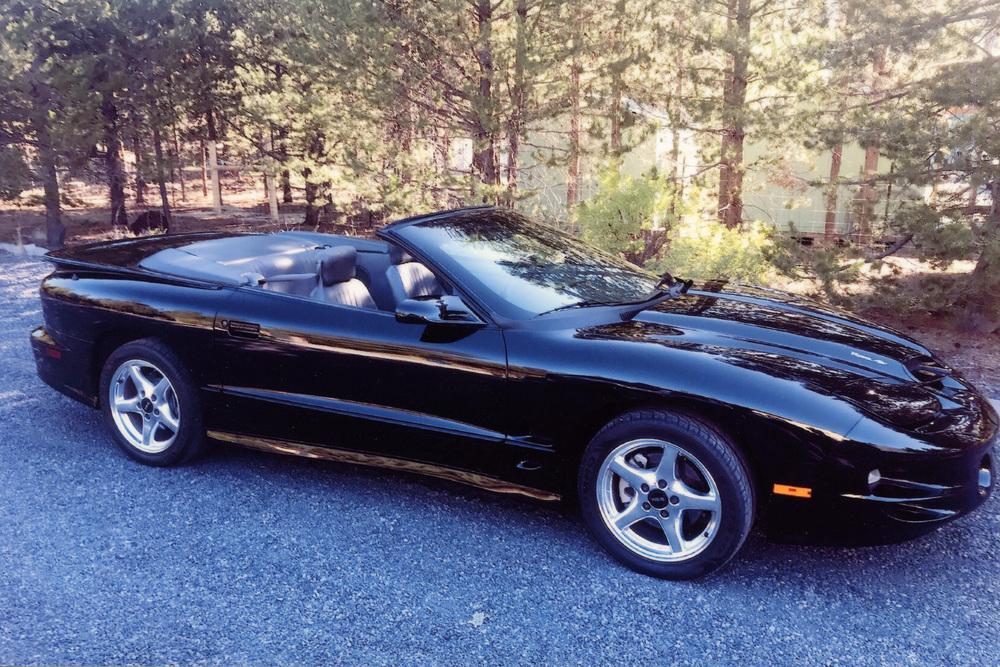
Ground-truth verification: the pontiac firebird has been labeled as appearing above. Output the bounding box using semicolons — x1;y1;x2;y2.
31;206;996;579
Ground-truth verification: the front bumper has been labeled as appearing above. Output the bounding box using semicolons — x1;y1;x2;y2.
765;393;997;546
767;440;994;545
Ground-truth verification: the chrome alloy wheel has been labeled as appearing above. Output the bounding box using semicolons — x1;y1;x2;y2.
596;438;721;562
108;359;181;454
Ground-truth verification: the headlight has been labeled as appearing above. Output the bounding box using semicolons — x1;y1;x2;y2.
837;379;942;428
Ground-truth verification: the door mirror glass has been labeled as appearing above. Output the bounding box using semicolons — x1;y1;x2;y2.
395;295;484;327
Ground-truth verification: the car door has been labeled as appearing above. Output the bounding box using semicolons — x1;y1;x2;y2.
211;286;514;477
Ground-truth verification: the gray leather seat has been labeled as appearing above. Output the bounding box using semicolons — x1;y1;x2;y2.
263;272;318;296
251;249;320;296
386;245;442;304
311;246;377;309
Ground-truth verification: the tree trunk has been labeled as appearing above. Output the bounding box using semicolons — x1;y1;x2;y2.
206;109;223;208
823;144;843;243
167;126;177;206
272;64;293;204
505;0;528;204
857;144;880;241
386;1;415;181
132;134;148;206
303;134;324;226
963;177;1000;332
668;19;686;215
717;0;750;228
471;0;499;189
281;169;292;204
26;58;64;247
152;123;173;228
609;0;626;156
857;47;887;242
303;167;319;226
277;126;292;203
102;94;129;228
566;50;582;209
173;124;186;202
33;98;64;248
199;139;208;197
435;129;451;207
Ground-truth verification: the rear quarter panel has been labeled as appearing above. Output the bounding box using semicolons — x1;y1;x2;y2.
40;270;232;407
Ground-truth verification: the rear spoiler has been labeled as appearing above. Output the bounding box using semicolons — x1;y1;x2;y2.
43;253;223;289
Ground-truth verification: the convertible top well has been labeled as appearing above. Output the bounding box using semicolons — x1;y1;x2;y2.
138;231;387;286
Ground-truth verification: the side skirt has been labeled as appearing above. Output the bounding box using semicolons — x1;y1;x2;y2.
207;429;561;502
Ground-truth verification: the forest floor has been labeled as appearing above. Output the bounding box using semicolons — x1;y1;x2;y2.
2;178;998;396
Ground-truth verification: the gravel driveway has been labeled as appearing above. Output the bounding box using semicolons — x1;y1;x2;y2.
1;252;999;665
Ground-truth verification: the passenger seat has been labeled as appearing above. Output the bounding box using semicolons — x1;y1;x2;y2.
312;246;377;309
385;245;443;304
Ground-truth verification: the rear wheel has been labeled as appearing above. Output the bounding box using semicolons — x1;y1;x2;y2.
99;338;206;466
579;409;754;579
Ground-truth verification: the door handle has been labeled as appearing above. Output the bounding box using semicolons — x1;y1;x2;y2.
223;320;260;338
516;459;543;472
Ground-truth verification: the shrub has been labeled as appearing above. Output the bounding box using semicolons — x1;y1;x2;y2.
653;218;781;284
576;165;680;265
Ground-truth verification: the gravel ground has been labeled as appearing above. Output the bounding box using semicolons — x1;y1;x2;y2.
1;252;999;665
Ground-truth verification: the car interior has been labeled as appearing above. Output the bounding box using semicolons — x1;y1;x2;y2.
138;231;446;313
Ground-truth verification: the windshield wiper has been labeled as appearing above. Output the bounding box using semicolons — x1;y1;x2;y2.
535;273;693;318
618;273;693;321
536;299;616;316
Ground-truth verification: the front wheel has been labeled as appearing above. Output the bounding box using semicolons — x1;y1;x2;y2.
578;409;755;579
99;338;206;466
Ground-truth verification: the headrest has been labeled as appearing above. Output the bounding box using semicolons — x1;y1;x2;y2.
389;245;415;265
319;246;357;285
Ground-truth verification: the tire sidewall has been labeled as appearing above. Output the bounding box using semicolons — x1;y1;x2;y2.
99;339;202;466
579;412;754;580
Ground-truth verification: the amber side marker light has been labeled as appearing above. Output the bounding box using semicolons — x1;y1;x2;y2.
772;484;812;498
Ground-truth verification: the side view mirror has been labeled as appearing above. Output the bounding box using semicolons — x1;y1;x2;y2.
395;295;484;327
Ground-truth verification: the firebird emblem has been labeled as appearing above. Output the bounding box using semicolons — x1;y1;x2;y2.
851;351;889;365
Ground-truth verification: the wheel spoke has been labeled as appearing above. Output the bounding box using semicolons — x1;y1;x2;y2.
658;514;685;553
141;416;158;447
613;498;648;531
654;444;679;483
609;455;654;490
153;376;171;400
129;365;154;397
158;403;179;432
674;481;719;513
114;396;142;414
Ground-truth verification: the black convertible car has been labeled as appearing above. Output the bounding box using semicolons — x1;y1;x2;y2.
31;206;996;579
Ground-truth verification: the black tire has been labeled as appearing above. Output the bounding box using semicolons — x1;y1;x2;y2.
578;409;755;579
99;338;207;466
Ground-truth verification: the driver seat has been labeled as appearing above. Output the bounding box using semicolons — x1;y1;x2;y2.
386;245;443;304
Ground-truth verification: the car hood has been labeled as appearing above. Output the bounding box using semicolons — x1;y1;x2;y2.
558;280;994;442
625;281;935;384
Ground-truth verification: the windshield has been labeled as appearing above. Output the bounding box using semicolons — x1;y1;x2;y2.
391;208;661;320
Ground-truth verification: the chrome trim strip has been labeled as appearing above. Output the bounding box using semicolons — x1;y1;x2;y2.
208;430;560;502
222;386;505;442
